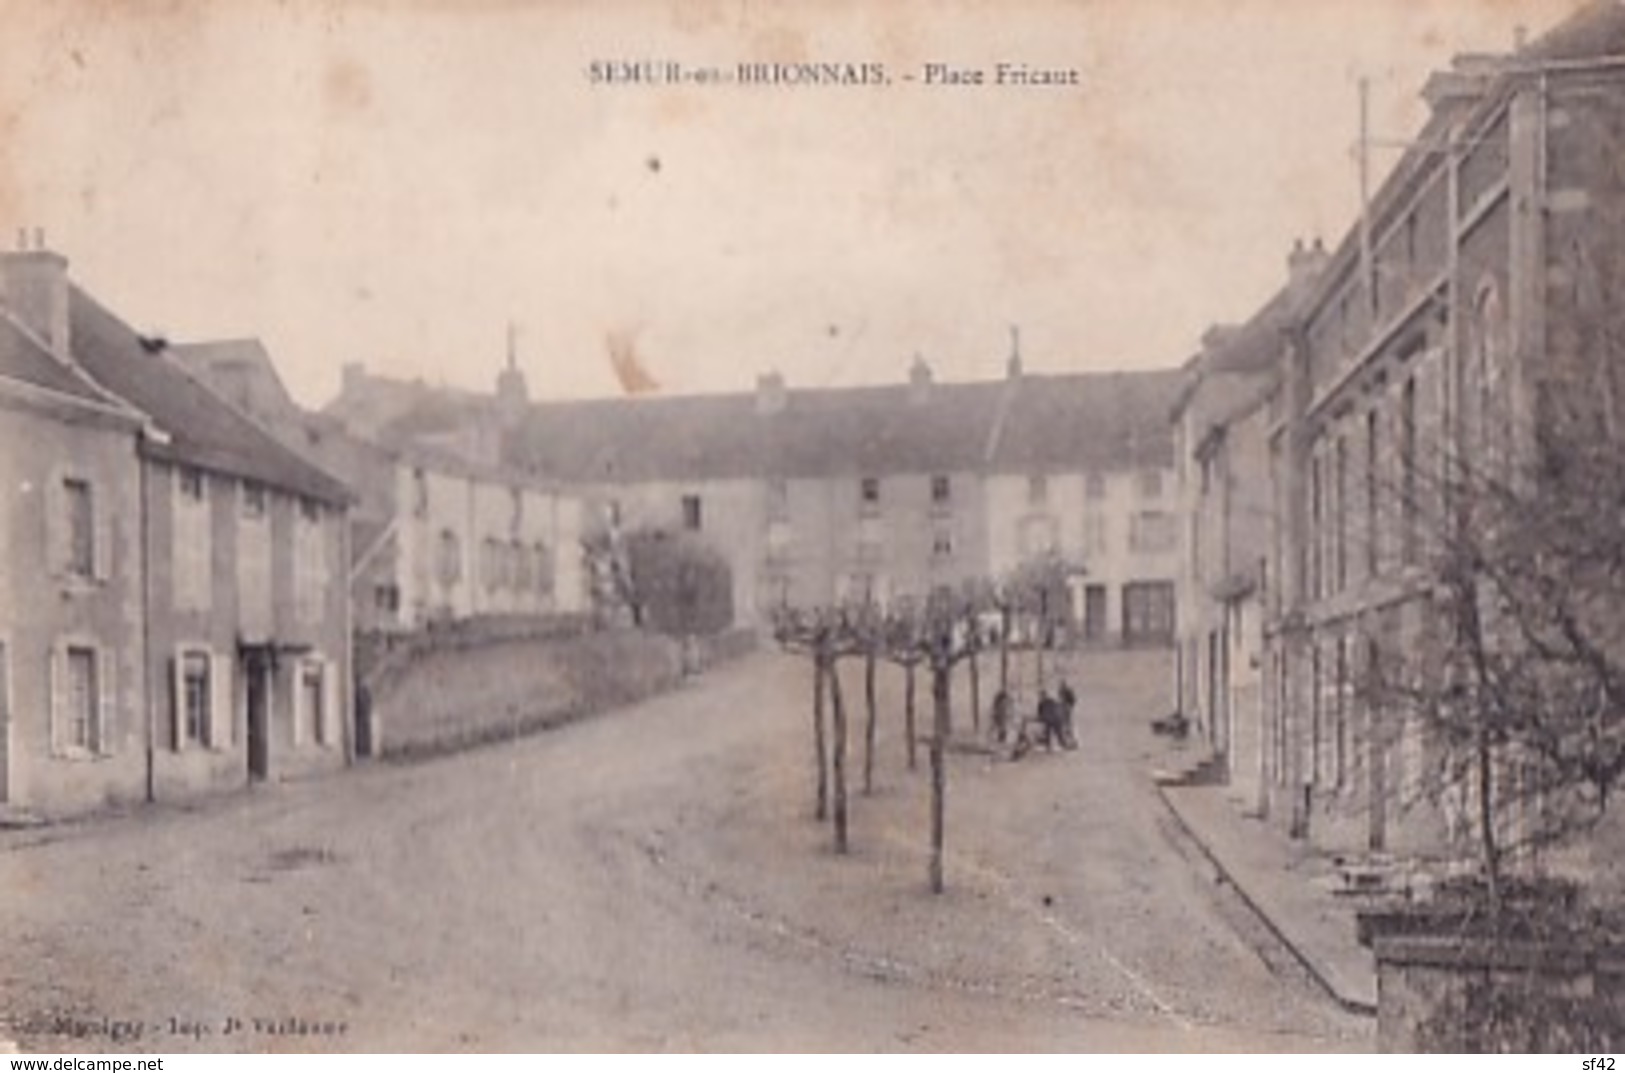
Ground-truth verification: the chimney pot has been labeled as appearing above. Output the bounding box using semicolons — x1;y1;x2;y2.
0;245;71;360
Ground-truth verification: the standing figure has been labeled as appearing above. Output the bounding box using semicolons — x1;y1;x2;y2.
990;689;1014;744
1055;679;1079;750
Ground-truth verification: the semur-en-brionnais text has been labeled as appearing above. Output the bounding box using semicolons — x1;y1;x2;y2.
736;61;887;86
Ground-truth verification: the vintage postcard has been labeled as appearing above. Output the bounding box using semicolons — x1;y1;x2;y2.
1;0;1619;1056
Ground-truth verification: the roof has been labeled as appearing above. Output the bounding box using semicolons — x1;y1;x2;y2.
0;313;118;406
68;287;352;505
172;338;302;426
1297;1;1625;320
491;368;1180;484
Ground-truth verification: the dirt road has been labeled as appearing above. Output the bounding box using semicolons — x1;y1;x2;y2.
0;649;1371;1051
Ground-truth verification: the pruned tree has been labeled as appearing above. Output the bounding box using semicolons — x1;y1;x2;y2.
1360;361;1625;911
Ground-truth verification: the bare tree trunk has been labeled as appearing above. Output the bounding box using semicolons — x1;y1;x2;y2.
929;654;949;894
1476;724;1503;913
813;651;828;821
969;642;981;733
999;606;1011;697
864;642;878;795
830;659;850;855
905;659;918;772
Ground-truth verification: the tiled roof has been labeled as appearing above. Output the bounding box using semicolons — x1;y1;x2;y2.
1525;0;1625;61
0;314;117;406
68;287;352;505
172;339;302;425
496;368;1179;484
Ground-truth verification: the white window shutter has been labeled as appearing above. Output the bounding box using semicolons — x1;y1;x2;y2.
322;658;341;748
170;651;185;751
210;651;233;750
48;643;64;756
292;663;305;747
45;473;65;578
97;648;115;755
93;491;112;581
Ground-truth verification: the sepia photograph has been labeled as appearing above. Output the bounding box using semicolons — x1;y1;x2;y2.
1;0;1623;1055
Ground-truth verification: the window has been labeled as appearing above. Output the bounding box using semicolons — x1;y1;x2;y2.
859;477;880;513
294;504;326;622
180;652;208;747
1334;436;1348;593
681;494;702;532
171;647;227;751
241;481;267;519
374;584;401;614
1334;635;1349;789
298;662;323;746
930;474;951;506
1130;511;1176;553
1401;377;1417;565
61;646;100;754
1306;451;1319;598
533;542;555;597
436;529;461;588
510;487;524;530
1085;472;1106;499
64;478;94;577
1083;584;1107;640
412;469;429;518
1121;582;1175;644
178;467;205;502
172;468;211;611
1027;474;1048;506
1366;409;1380;578
1138;470;1164;498
931;529;954;559
513;539;533;590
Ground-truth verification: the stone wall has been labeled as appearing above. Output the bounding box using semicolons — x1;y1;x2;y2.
1373;931;1625;1052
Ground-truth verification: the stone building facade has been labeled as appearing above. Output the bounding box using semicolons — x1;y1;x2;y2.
1178;4;1625;869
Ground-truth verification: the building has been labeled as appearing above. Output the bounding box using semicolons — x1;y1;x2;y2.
329;345;1183;645
1172;247;1323;813
179;343;588;634
0;247;151;817
1253;2;1625;865
1;245;358;816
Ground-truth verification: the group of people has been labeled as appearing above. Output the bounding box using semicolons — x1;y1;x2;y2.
990;680;1079;760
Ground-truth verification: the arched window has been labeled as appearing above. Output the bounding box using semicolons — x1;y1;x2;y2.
1472;278;1506;455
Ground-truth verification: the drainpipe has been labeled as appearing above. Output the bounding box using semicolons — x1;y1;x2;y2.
139;448;155;803
341;510;355;765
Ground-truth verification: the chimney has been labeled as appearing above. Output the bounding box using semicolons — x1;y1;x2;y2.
0;233;71;362
1286;237;1328;297
1006;324;1023;379
756;370;787;416
342;361;368;394
907;353;932;405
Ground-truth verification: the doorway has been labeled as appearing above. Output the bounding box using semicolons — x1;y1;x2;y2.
244;650;271;782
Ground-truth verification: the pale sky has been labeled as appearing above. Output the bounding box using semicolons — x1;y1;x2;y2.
0;0;1584;407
